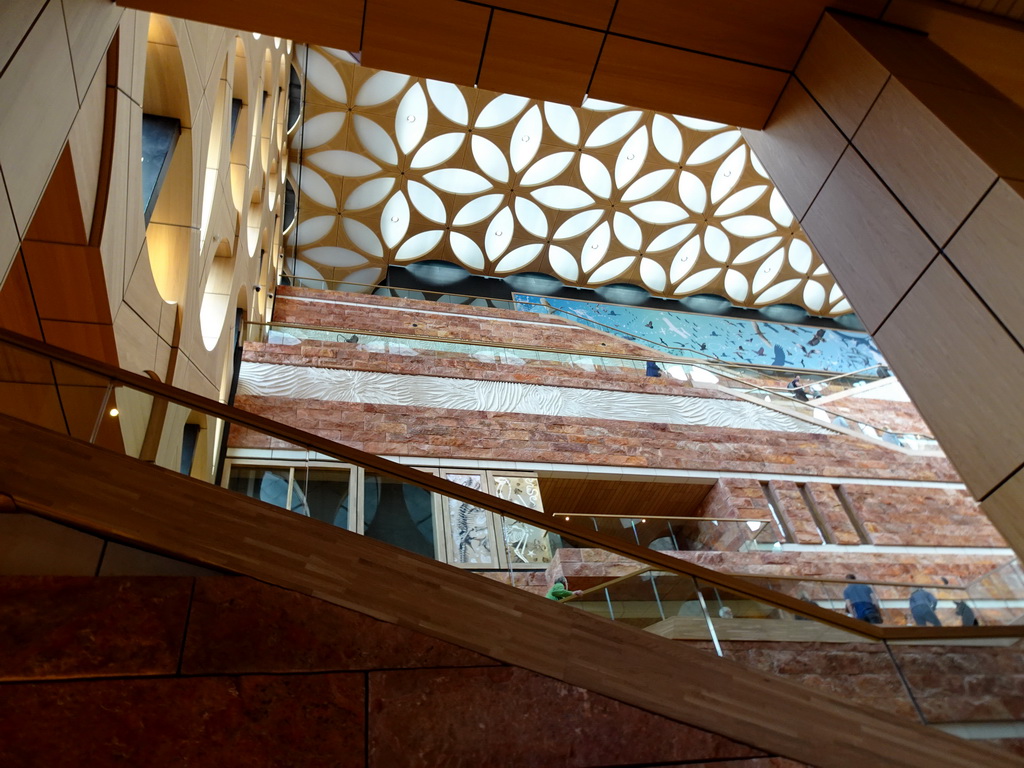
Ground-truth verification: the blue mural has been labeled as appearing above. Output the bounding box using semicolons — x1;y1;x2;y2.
512;294;888;373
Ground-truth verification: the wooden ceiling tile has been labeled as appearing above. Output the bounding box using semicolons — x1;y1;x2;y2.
800;148;936;334
741;78;847;221
24;146;88;246
944;180;1024;348
21;243;112;325
589;36;789;129
362;0;490;88
485;0;617;29
611;0;826;70
795;14;889;139
0;252;43;339
119;0;363;51
40;319;119;366
853;78;996;246
477;12;602;106
0;383;66;433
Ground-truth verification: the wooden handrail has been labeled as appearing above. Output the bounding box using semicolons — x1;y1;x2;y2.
0;327;1016;642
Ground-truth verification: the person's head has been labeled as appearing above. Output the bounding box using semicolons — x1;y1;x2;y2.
846;574;857;581
553;577;567;588
793;376;801;382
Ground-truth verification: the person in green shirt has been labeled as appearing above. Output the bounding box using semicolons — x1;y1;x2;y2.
545;577;583;601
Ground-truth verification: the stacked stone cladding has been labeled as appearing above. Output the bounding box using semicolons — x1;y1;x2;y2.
273;286;664;358
232;395;960;482
825;396;933;437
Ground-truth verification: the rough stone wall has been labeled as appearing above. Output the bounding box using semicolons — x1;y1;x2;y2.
0;575;798;768
232;395;961;483
843;485;1005;548
826;396;933;437
273;286;662;357
244;338;730;399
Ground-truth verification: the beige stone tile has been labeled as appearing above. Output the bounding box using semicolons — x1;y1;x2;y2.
61;0;122;103
874;256;1024;499
100;91;134;313
801;147;936;333
0;174;19;286
796;13;889;139
123;244;166;334
0;0;46;75
853;78;996;247
0;514;103;575
981;467;1024;561
113;300;159;373
741;78;847;221
0;0;79;231
67;54;108;242
944;179;1024;348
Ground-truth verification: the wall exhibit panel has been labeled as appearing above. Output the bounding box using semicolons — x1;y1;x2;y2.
0;0;79;232
588;35;789;129
944;179;1024;348
741;78;847;220
851;78;996;246
794;14;889;139
873;257;1024;503
476;12;602;107
799;148;936;334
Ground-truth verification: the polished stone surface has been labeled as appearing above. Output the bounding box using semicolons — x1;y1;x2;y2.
368;665;767;767
183;576;501;674
0;674;365;767
0;576;190;680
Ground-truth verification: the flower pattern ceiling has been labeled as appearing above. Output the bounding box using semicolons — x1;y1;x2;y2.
287;46;851;317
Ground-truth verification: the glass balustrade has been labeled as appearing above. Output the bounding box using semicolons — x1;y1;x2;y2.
2;327;1019;732
244;320;934;450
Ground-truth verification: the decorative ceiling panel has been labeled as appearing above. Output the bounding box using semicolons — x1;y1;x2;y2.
287;46;851;317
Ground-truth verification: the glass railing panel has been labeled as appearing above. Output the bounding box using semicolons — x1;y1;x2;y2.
559;516;781;554
700;577;921;722
562;570;718;646
967;559;1024;625
887;639;1024;724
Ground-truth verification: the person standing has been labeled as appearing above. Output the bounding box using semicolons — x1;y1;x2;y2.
843;574;883;624
545;577;583;601
908;587;941;626
788;375;809;402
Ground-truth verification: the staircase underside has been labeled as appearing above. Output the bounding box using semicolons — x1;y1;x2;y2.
1;413;1018;767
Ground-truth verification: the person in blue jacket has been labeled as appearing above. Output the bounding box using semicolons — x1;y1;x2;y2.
909;587;941;626
843;574;882;624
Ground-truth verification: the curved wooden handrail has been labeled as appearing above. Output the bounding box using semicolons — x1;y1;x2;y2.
0;327;1015;642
